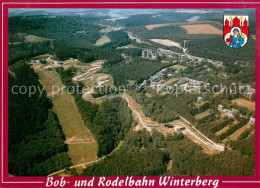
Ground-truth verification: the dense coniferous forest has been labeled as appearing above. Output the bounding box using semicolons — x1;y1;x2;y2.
54;47;123;67
130;89;197;123
83;130;169;176
9;63;72;176
8;41;53;66
103;60;169;86
83;129;254;176
9;16;101;48
8;9;255;177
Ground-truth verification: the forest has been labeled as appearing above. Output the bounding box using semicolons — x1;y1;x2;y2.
56;67;133;156
9;16;101;48
54;47;123;67
83;128;254;176
103;59;169;87
8;63;72;176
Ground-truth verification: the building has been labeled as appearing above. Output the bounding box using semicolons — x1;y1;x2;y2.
218;104;224;111
167;73;173;77
249;117;255;124
30;60;40;64
180;55;187;61
197;96;203;102
180;77;189;82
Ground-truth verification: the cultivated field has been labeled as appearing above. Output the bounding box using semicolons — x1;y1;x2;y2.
180;24;222;35
232;98;255;111
145;23;173;30
95;35;111;46
150;39;182;48
164;78;179;86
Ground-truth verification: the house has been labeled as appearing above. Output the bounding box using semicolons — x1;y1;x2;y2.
30;60;40;64
157;84;165;89
218;104;224;111
150;82;157;87
231;108;239;115
180;55;187;61
167;73;173;78
249;117;255;124
197;96;203;102
180;77;189;82
226;111;234;118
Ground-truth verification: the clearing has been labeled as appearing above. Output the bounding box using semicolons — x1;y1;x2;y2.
224;124;253;141
34;68;98;166
180;24;222;35
150;39;182;48
95;35;111;46
215;122;235;136
232;98;255;111
24;34;53;43
145;23;173;30
164;78;179;86
194;109;211;120
170;65;187;71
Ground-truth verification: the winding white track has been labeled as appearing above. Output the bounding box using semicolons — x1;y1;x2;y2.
122;95;224;151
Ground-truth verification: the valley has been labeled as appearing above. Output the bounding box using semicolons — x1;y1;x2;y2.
8;8;255;177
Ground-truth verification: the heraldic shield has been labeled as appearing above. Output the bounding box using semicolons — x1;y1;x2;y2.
223;15;249;49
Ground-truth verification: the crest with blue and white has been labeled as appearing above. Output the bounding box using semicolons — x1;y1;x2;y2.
223;15;249;49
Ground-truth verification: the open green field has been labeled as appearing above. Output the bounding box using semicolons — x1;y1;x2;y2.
35;68;98;166
194;101;208;108
170;65;187;71
232;98;255;111
164;78;179;86
194;109;211;120
225;124;253;141
95;35;111;46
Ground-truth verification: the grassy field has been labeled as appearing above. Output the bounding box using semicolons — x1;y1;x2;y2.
194;109;211;120
35;68;98;166
170;65;187;71
161;60;170;64
158;79;166;84
95;35;111;46
225;124;253;141
232;98;255;111
215;122;234;136
194;101;208;108
164;78;179;86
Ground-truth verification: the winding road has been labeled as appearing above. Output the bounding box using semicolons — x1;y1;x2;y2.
122;95;224;151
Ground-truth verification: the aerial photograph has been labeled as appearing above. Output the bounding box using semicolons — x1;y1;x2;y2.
8;9;255;176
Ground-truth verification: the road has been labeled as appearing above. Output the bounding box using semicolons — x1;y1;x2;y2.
122;95;158;132
122;95;224;151
72;67;101;82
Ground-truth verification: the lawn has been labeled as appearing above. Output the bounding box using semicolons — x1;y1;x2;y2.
226;124;253;141
95;35;111;46
161;60;170;64
170;65;187;71
194;109;211;120
232;98;255;111
35;68;98;166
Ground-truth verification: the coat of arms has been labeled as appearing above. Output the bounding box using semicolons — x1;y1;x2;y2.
223;15;249;48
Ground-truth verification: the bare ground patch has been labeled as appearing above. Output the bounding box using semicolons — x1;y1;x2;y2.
180;24;222;35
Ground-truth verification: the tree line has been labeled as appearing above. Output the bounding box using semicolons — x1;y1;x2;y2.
9;63;72;176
